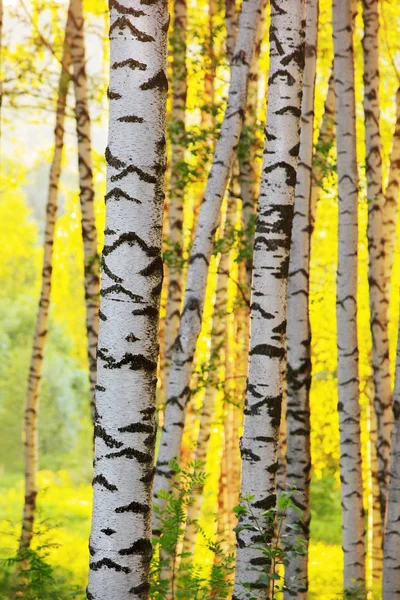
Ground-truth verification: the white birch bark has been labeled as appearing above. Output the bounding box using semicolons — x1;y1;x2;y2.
87;1;168;598
19;26;71;553
362;0;391;523
68;0;100;420
233;0;305;594
383;302;400;598
333;0;366;591
284;1;318;596
368;389;383;586
164;0;187;372
154;0;265;506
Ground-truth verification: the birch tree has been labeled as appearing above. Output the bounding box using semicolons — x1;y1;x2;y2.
284;0;318;596
68;0;100;418
333;0;365;590
362;0;391;522
87;1;168;598
164;0;187;373
19;22;71;553
154;0;265;505
233;0;305;594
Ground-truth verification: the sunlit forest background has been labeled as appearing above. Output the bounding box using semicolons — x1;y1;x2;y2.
1;0;400;598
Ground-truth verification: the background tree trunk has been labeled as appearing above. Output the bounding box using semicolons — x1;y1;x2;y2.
333;0;366;591
19;21;71;553
68;0;100;420
87;1;168;597
233;0;305;595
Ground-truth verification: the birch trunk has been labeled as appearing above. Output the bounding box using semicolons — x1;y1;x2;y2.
284;3;318;597
154;0;265;506
225;0;237;60
164;0;187;372
333;0;366;591
68;0;100;420
181;181;237;554
362;0;391;523
383;304;400;598
239;5;265;288
368;389;383;586
383;87;400;300
87;1;168;597
233;0;305;594
19;28;71;553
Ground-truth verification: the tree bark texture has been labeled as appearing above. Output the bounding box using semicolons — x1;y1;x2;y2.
284;1;318;596
68;0;100;420
233;0;305;595
154;0;265;507
19;23;71;553
333;0;366;590
87;1;168;598
362;0;392;524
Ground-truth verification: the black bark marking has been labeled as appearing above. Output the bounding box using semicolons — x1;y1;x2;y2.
101;257;123;283
139;255;163;277
125;332;139;342
119;538;152;558
94;425;123;448
129;582;151;595
115;501;150;514
101;284;144;303
251;303;275;320
105;146;125;169
268;69;295;86
263;161;297;186
140;70;168;91
101;528;116;536
105;188;141;204
118;114;144;123
107;88;121;100
93;474;118;492
98;350;157;372
105;447;153;463
132;305;159;318
109;0;145;17
103;231;159;258
109;16;155;42
90;558;130;573
111;164;157;184
250;344;285;358
119;422;154;433
111;58;147;71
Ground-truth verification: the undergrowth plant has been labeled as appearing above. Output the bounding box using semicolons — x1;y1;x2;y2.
151;459;234;599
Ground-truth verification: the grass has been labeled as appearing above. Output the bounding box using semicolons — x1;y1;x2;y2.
0;470;349;599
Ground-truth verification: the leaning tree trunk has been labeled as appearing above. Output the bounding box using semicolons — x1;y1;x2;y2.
68;0;100;420
383;299;400;598
154;0;265;506
164;0;187;375
87;1;168;598
284;1;318;597
19;26;71;554
333;0;366;592
362;0;391;524
181;182;237;555
233;0;305;595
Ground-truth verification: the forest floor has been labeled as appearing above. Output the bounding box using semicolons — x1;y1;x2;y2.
0;471;376;599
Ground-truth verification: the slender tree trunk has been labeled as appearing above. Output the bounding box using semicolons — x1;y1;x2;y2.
383;87;400;300
310;69;335;227
19;26;71;554
68;0;100;420
284;2;318;597
154;0;265;506
362;0;391;524
333;0;366;591
87;1;168;597
384;311;400;598
225;0;237;60
164;0;187;374
368;387;383;587
239;4;265;288
233;1;305;595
